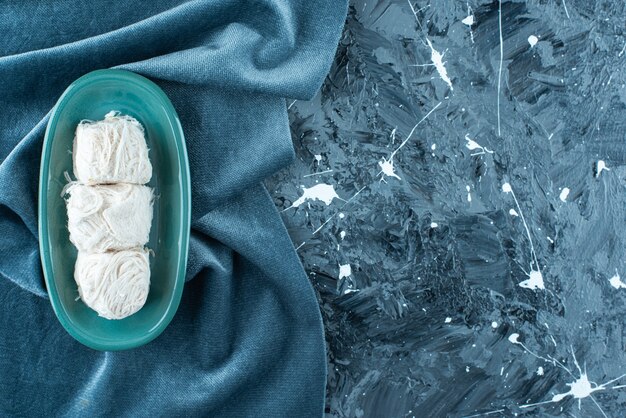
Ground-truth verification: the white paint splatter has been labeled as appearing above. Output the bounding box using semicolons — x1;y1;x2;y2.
528;35;539;47
311;185;366;235
565;373;597;400
596;160;610;177
508;331;561;366
521;364;626;414
378;158;402;180
406;0;425;31
286;184;341;210
502;182;546;291
431;143;437;150
462;15;474;26
562;0;571;19
609;271;626;289
509;208;519;217
430;222;438;228
519;269;545;290
314;154;322;163
466;185;472;202
491;321;498;329
378;102;442;182
559;187;570;202
463;4;475;43
496;0;504;136
445;317;452;323
303;169;333;178
465;134;493;155
548;335;558;348
426;38;453;91
537;367;544;376
339;264;352;280
510;336;626;415
340;231;346;240
465;366;470;373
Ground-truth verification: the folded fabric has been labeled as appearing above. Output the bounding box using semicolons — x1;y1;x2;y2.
0;1;347;416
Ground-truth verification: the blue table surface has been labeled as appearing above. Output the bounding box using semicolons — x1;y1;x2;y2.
268;0;626;416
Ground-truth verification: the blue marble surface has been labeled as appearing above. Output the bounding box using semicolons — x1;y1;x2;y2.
267;0;626;416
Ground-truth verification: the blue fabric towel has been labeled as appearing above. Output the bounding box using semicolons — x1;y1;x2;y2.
0;1;347;416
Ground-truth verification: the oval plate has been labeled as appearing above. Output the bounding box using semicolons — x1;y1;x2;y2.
39;69;190;351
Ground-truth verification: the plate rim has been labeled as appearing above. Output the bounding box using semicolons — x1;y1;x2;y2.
38;69;191;351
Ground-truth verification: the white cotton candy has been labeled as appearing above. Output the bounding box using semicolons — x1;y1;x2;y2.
75;249;151;320
68;111;154;320
66;183;153;253
73;111;152;185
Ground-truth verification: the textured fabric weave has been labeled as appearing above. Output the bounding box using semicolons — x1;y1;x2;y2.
0;1;347;416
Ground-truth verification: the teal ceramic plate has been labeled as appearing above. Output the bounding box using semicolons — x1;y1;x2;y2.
39;69;190;351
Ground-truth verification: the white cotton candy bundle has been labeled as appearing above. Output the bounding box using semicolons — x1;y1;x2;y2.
66;183;153;253
68;111;154;320
74;250;151;320
73;111;152;185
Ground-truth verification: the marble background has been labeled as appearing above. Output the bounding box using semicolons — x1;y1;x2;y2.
266;0;626;416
